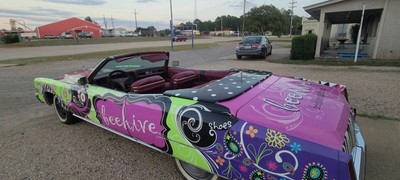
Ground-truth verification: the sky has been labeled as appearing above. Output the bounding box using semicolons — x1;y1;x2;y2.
0;0;323;31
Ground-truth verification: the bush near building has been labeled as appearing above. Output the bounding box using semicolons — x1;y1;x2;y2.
1;34;20;44
290;34;317;60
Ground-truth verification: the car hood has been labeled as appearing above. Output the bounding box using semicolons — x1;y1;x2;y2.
219;75;350;150
56;68;94;84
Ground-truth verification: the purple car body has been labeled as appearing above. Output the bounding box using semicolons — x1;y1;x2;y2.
34;51;366;180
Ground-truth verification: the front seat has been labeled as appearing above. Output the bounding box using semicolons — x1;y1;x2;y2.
170;71;197;89
130;75;165;94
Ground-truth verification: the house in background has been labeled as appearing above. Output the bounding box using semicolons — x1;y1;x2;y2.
35;17;101;38
304;0;400;59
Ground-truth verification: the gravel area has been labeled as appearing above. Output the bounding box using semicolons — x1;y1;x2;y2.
0;41;399;179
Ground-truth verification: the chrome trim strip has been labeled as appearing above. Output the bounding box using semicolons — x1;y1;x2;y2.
351;122;366;180
73;114;163;153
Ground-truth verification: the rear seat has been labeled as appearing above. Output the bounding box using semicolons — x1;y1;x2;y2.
130;75;166;93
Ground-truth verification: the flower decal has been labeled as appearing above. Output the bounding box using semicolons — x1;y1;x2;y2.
267;161;278;171
239;165;248;172
265;129;290;149
290;142;302;153
245;125;258;138
216;156;225;166
303;162;328;180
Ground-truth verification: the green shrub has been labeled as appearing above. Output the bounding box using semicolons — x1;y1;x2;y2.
0;34;20;44
290;34;317;60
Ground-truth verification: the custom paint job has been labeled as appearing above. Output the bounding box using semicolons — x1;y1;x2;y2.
34;53;363;180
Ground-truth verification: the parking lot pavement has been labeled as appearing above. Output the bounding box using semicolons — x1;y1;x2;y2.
0;37;241;61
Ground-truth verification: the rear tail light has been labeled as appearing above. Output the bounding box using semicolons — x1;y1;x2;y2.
252;44;262;49
236;44;244;49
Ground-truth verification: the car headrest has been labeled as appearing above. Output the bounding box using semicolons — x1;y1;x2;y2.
130;75;165;93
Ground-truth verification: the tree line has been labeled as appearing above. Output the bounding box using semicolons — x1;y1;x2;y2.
184;4;302;36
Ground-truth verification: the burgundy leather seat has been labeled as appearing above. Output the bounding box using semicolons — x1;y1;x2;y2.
170;71;197;89
130;75;165;93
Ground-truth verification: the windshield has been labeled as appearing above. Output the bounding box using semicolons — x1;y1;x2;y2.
95;54;166;77
242;36;261;44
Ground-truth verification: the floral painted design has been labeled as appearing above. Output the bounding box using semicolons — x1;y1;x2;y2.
245;125;258;138
303;162;328;180
265;129;290;149
267;161;278;171
216;156;225;166
239;164;248;172
290;142;302;154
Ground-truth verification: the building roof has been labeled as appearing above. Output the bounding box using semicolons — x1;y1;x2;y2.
304;0;345;11
37;17;101;29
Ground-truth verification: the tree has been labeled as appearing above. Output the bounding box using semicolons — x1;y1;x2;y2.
84;16;93;23
246;5;286;36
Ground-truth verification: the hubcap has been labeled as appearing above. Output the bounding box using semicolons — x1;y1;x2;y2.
179;160;214;180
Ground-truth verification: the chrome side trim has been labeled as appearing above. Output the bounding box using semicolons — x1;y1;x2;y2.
351;122;366;180
73;114;163;153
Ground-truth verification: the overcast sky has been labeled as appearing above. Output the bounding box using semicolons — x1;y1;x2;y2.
0;0;322;31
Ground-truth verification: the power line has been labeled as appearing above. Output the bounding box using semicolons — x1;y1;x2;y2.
289;0;297;37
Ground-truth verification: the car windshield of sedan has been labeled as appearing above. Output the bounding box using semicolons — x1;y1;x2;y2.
242;36;261;44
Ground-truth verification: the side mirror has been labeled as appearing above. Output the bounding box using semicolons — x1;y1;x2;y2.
172;61;179;67
77;77;88;86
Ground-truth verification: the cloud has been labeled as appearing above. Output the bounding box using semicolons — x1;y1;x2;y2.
136;0;157;3
0;7;77;17
227;0;257;10
42;0;106;6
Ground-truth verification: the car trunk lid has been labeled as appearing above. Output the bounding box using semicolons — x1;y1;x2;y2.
219;75;350;150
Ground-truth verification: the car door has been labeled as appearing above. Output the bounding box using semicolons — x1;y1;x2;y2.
84;84;131;136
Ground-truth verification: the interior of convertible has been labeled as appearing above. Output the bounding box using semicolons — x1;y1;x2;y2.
89;52;233;94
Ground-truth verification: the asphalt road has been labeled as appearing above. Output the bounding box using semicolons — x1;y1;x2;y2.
0;42;399;179
0;37;240;61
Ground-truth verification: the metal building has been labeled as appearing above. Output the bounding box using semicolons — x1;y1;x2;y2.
35;17;101;39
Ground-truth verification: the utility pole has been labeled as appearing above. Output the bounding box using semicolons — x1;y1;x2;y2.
242;0;246;38
110;15;115;30
289;0;297;37
169;0;174;50
133;9;138;30
221;15;223;36
103;15;108;29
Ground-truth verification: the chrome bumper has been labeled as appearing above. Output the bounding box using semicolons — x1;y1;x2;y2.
352;122;366;180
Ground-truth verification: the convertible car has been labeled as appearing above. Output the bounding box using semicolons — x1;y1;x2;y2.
34;51;366;180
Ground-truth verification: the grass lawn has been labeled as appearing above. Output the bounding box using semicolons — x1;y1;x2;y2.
0;36;210;48
0;43;216;65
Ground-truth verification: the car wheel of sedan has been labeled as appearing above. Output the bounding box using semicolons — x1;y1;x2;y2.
236;55;242;60
175;159;219;180
268;48;272;55
261;50;267;59
53;95;76;124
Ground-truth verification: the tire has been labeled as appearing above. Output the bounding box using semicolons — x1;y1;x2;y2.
236;55;242;60
53;95;77;124
174;159;219;180
261;50;267;59
268;48;272;55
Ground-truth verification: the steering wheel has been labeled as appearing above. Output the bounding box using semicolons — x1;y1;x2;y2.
107;70;133;92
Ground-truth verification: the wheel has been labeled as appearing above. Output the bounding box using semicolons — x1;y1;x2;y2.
175;159;219;180
53;95;77;124
236;55;242;60
268;48;272;55
261;49;267;59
